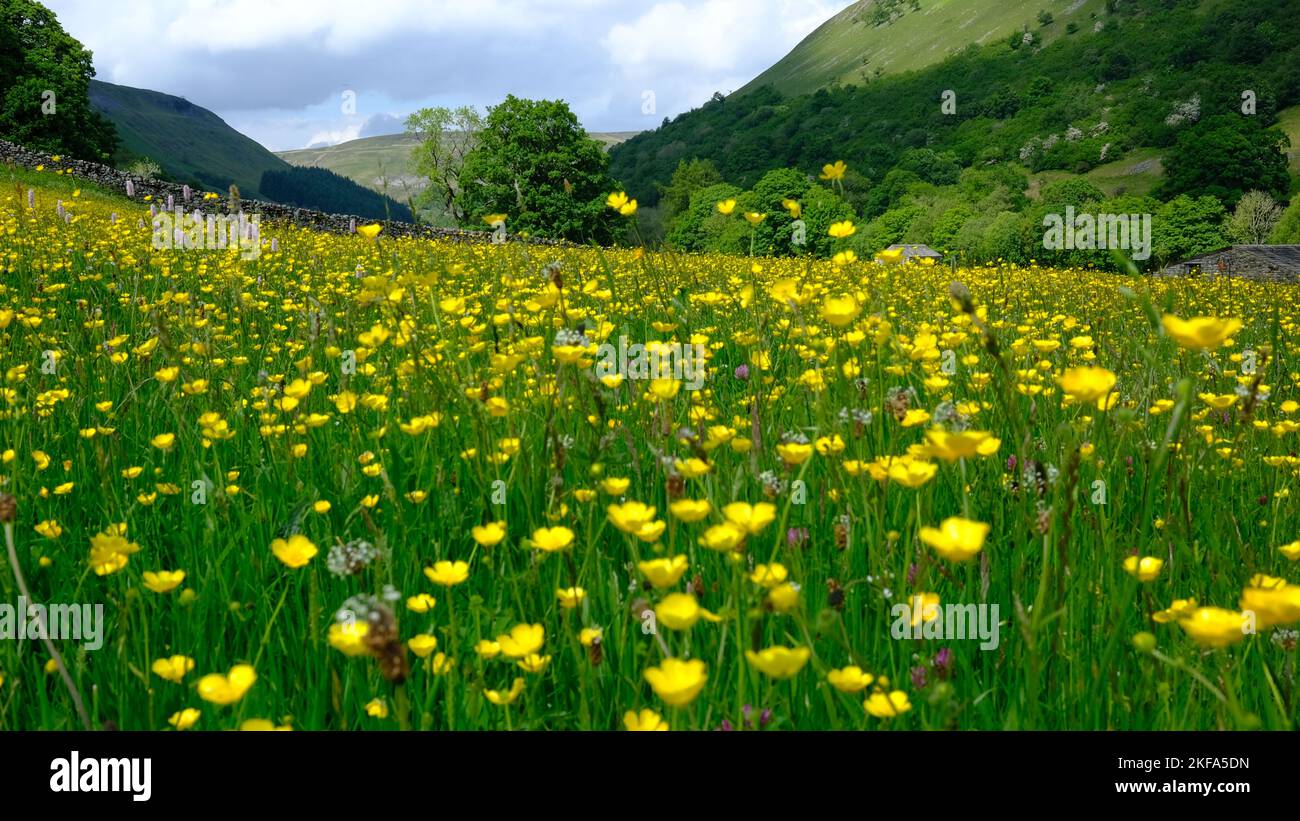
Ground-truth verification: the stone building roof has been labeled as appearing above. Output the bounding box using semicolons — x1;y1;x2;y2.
1161;245;1300;281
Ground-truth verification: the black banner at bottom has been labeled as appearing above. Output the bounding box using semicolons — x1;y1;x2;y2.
0;730;1285;806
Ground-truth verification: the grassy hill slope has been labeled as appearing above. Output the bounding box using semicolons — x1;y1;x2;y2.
739;0;1108;98
89;79;289;199
612;0;1300;207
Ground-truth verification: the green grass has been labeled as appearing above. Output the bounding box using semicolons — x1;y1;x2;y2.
1277;105;1300;181
738;0;1109;98
1029;148;1167;201
2;169;1300;732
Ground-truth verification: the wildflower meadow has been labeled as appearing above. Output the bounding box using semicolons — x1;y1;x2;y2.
2;162;1298;732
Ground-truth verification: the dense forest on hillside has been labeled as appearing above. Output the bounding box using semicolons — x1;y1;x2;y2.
611;0;1300;206
608;0;1300;269
260;166;415;223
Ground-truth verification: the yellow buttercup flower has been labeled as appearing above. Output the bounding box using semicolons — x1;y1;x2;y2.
142;569;186;593
406;593;437;613
722;501;777;535
606;191;637;216
638;555;689;588
1123;555;1164;582
471;521;507;547
328;621;371;656
643;658;708;707
623;708;669;731
820;160;847;181
151;655;195;684
1152;598;1197;624
668;499;711;522
888;460;937;489
408;634;440;658
919;517;990;562
827;220;856;239
607;501;657;534
749;563;788;588
556;587;586;609
357;223;382;239
923;428;1000;461
864;690;912;718
1162;315;1242;351
239;718;291;731
168;708;201;730
424;560;470;586
655;593;721;631
820;295;861;327
484;677;525;705
270;534;317;569
530;526;575;552
1178;607;1250;648
197;664;256;706
827;666;874;693
496;623;545;658
1058;367;1117;404
745;645;811;679
517;653;551;673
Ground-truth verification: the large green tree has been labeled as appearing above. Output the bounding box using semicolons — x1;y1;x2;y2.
1156;115;1291;209
0;0;116;159
455;96;619;243
658;158;723;224
405;105;483;225
1153;194;1228;265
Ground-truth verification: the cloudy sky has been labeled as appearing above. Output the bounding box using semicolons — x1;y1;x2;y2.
45;0;846;152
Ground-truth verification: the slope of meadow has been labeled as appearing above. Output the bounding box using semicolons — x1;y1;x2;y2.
738;0;1109;98
2;162;1299;731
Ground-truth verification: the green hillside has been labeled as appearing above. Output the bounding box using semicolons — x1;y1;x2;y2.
613;0;1300;206
89;79;289;199
1281;104;1300;182
275;130;641;204
278;134;428;202
739;0;1108;98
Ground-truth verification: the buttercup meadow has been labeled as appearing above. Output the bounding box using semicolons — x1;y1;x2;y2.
1;162;1298;732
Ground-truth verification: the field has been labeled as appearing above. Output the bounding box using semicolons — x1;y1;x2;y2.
1;164;1299;732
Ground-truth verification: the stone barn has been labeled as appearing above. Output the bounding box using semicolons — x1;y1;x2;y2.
1161;245;1300;283
883;244;944;263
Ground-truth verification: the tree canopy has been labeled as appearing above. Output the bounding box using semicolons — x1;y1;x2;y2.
0;0;117;159
455;96;619;243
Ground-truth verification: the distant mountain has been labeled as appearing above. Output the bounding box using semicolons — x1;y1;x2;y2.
275;130;641;219
88;79;412;220
738;0;1108;98
277;133;430;203
89;79;288;200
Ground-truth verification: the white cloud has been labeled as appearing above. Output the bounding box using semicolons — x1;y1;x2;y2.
45;0;848;149
603;0;841;74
